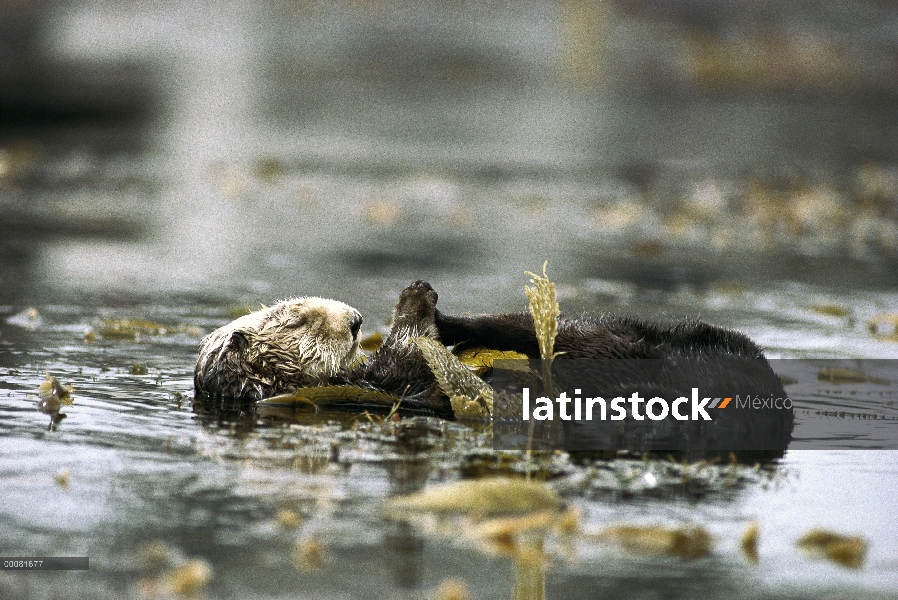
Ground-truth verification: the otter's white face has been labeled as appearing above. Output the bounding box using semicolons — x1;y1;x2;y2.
218;297;362;378
265;297;361;377
194;296;364;399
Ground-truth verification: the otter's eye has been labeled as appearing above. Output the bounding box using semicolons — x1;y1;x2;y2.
349;314;362;339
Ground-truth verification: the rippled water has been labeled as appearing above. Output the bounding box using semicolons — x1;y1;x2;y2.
2;278;897;599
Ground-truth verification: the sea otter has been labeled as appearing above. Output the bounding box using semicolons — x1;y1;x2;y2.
194;281;792;456
194;281;779;402
194;282;449;414
430;299;792;458
196;280;778;399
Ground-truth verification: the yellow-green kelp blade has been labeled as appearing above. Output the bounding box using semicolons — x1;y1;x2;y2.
454;346;530;375
386;477;561;516
260;385;401;409
413;336;493;418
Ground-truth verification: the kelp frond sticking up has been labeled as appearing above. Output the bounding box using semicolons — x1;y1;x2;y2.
523;262;560;481
524;261;560;362
524;261;561;395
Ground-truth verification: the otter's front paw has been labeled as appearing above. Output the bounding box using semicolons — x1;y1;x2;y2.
389;280;439;340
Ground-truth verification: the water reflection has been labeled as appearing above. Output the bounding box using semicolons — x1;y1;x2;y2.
191;395;266;438
36;397;67;431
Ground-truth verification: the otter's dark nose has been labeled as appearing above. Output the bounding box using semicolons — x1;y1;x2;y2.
349;313;362;339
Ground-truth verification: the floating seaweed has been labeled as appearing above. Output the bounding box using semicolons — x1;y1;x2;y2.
254;156;286;184
359;330;384;352
810;304;850;318
740;520;760;565
474;510;560;555
598;524;713;561
293;537;327;572
413;336;493;418
228;304;256;319
260;385;400;412
453;346;530;376
54;469;71;491
38;372;74;409
797;528;867;569
523;263;561;478
95;317;202;340
433;578;473;600
161;558;213;596
276;508;302;529
817;366;888;385
387;477;561;516
524;262;560;363
363;200;402;225
97;317;168;339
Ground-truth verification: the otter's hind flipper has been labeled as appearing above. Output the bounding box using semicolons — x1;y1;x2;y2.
336;281;454;417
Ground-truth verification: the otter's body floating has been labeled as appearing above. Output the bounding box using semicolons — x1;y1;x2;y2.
193;282;789;440
194;283;776;405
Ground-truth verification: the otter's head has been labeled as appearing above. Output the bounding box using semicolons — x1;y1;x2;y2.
195;297;363;399
260;297;362;377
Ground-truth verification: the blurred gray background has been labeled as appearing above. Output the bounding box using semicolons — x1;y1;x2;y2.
2;0;897;317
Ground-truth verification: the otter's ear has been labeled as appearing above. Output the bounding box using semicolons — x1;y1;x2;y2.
229;330;251;351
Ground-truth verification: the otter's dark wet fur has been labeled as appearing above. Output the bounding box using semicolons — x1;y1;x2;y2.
327;280;446;412
434;310;766;360
434;298;792;460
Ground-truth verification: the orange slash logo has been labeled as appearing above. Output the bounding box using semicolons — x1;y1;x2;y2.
709;397;732;409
